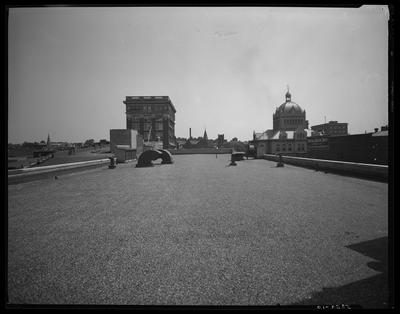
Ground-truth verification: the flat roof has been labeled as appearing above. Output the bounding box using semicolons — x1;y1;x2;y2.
311;122;348;128
8;155;388;306
372;130;389;137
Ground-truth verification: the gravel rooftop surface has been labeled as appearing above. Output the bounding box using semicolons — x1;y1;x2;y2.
7;155;389;307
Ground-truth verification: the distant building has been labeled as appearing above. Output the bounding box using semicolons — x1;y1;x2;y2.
49;142;70;150
217;134;224;148
306;126;388;165
311;121;348;136
175;138;187;149
252;88;311;157
99;139;109;145
124;96;176;149
182;128;215;148
182;139;200;148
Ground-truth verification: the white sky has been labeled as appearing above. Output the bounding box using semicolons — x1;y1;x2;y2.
8;6;389;143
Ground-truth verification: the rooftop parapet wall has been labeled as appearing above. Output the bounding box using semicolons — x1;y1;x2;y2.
8;159;110;185
169;148;232;155
125;96;170;100
262;154;388;182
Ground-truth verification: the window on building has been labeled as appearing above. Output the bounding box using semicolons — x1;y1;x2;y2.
156;131;163;140
282;144;286;151
288;144;292;151
156;121;163;131
276;144;280;151
144;123;151;131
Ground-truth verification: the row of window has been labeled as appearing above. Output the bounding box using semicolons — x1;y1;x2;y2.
328;129;347;133
129;105;169;113
279;133;306;140
314;125;347;131
127;121;174;135
276;143;306;152
127;119;165;129
284;119;303;125
143;131;164;141
296;133;306;139
328;125;347;128
128;117;165;122
128;123;164;131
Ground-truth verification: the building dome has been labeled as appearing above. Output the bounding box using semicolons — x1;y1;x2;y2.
277;101;303;114
272;87;308;131
276;87;304;113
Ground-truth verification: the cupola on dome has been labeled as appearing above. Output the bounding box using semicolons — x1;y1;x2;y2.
277;87;303;113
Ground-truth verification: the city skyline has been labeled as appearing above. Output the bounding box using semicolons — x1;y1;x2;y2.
8;6;389;144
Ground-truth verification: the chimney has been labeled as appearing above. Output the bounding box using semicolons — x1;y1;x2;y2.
189;128;192;139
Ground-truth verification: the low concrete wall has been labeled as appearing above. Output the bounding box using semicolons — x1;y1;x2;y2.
262;154;388;181
8;159;110;185
169;148;232;155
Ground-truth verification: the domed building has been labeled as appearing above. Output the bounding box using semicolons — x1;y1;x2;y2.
252;88;312;157
273;89;308;131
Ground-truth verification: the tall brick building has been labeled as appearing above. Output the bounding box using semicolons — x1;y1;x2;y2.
123;96;176;149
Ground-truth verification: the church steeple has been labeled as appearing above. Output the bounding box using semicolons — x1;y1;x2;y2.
203;128;208;141
285;85;291;102
47;133;51;148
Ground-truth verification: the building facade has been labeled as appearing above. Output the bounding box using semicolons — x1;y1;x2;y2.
252;89;311;157
311;121;348;136
306;127;388;165
124;96;176;149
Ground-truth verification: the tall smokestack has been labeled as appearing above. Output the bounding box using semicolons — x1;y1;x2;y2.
189;128;192;139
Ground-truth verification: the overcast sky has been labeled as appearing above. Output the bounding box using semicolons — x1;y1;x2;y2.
8;6;389;143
